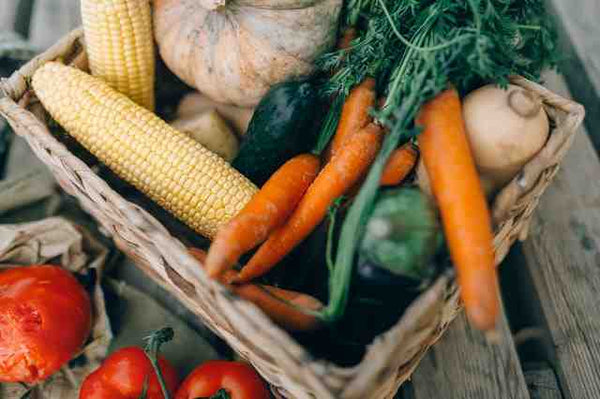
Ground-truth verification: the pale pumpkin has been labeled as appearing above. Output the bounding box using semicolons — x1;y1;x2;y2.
153;0;342;107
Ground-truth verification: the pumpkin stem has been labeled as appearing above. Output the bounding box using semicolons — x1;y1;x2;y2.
199;0;227;11
508;88;542;119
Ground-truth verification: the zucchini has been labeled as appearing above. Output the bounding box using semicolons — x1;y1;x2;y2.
232;80;320;186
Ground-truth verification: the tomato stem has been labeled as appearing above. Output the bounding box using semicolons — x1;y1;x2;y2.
196;388;232;399
143;327;174;399
137;375;150;399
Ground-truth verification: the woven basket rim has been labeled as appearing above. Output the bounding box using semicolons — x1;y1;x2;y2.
0;28;585;398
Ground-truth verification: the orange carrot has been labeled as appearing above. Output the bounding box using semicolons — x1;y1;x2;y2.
379;143;418;186
416;88;499;331
189;248;322;331
326;78;376;160
236;123;383;283
206;154;321;278
228;274;323;332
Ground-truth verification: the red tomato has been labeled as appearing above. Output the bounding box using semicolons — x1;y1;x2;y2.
79;347;179;399
0;265;92;383
175;361;269;399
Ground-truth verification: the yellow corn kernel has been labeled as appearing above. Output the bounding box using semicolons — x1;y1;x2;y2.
81;0;155;110
32;62;257;238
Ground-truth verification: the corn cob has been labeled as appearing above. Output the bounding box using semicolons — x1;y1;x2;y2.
81;0;155;110
32;62;257;238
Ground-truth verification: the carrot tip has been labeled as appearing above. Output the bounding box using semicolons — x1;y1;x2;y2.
205;260;224;280
231;272;250;284
224;272;240;285
484;328;501;344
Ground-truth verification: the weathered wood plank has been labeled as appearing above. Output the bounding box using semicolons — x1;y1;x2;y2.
548;0;600;150
517;72;600;399
2;0;78;177
13;0;35;38
0;0;36;38
0;1;19;32
406;309;529;399
524;364;563;399
29;0;80;50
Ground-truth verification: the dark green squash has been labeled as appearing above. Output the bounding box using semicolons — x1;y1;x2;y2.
359;188;439;281
232;80;320;186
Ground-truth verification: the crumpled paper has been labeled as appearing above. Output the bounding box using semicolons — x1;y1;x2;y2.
0;217;111;399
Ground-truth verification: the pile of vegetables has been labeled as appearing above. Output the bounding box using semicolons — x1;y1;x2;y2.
14;0;558;377
205;0;556;335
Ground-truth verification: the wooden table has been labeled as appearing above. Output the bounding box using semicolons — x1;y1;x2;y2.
1;1;599;398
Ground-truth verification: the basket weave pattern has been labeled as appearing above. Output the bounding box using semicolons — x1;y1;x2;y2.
0;30;585;399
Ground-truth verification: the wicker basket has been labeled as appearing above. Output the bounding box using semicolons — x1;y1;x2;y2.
0;29;585;399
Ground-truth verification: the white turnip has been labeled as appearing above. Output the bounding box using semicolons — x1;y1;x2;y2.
462;84;550;192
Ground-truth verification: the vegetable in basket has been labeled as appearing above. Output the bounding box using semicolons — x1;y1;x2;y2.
0;265;91;383
319;188;439;363
359;188;438;282
235;123;383;283
152;0;342;106
205;154;321;278
417;88;499;331
379;143;418;187
81;0;155;110
171;110;239;162
176;92;254;136
193;249;323;332
326;77;377;160
31;62;257;239
232;80;322;186
463;84;550;192
79;328;179;399
175;361;270;399
206;76;380;282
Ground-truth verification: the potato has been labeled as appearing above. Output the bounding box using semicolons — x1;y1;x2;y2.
176;92;254;136
171;110;239;162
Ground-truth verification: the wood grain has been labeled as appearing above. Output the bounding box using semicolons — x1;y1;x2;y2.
524;364;563;399
29;0;80;50
518;72;600;399
548;0;600;150
0;0;19;33
406;310;530;399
